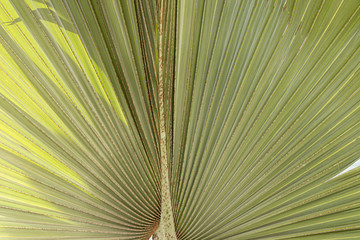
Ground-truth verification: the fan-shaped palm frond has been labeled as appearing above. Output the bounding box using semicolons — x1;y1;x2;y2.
0;0;359;239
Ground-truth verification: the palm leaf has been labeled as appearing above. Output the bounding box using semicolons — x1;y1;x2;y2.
0;0;359;239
